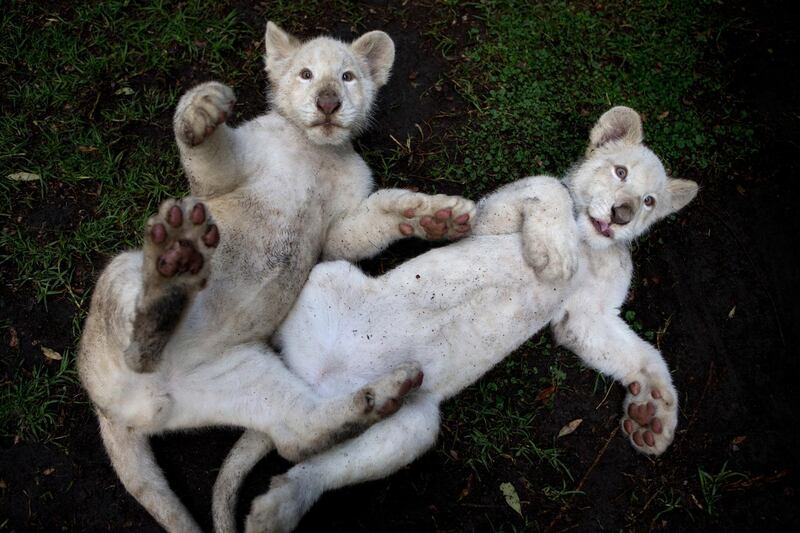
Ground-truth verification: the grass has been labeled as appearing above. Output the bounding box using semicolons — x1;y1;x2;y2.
0;1;248;313
440;334;576;479
1;0;763;314
698;462;748;516
429;0;756;194
0;0;773;528
0;349;77;443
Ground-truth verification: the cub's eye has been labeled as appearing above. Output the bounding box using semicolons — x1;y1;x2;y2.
300;68;313;80
614;165;628;180
342;71;355;82
644;195;656;207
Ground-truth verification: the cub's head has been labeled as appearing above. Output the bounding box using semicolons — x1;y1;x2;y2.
264;21;395;145
565;106;699;249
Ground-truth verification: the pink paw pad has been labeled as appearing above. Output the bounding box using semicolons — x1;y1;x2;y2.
149;200;218;279
621;379;676;455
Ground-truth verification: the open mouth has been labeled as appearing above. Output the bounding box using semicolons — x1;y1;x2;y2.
589;216;613;238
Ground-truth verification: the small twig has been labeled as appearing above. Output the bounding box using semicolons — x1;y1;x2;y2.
684;361;715;433
594;381;614;410
545;426;619;532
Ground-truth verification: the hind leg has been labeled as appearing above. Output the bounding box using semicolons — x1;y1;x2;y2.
162;344;425;460
244;395;440;533
124;197;219;373
98;414;202;533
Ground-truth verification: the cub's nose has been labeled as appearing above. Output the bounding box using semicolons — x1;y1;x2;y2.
611;203;634;225
316;89;341;116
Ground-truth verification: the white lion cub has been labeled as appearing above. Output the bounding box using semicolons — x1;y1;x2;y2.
215;106;698;532
77;21;474;533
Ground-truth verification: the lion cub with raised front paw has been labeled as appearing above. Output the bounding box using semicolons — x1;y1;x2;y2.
214;106;697;532
78;21;474;533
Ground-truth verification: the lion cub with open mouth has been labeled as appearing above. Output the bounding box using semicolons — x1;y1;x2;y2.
215;106;698;532
77;21;474;533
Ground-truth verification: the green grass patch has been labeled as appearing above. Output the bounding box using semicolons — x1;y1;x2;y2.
441;335;574;478
0;350;77;443
698;462;748;516
432;0;755;194
0;1;253;311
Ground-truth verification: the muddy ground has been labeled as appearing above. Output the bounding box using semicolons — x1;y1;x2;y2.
1;1;798;532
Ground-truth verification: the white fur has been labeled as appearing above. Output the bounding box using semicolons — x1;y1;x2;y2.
218;107;699;532
78;22;474;533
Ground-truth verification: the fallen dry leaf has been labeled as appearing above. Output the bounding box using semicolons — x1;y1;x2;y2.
8;327;18;348
728;306;736;319
458;472;475;501
7;172;40;182
42;468;55;476
557;418;583;438
41;346;62;361
535;385;555;402
500;482;522;516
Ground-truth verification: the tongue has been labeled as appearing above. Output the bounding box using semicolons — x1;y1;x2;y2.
597;219;610;233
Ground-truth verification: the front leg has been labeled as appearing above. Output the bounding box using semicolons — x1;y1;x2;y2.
552;311;678;456
323;188;476;261
174;81;242;197
474;176;578;282
125;197;219;373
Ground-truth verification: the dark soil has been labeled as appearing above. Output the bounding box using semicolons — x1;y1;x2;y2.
2;1;798;532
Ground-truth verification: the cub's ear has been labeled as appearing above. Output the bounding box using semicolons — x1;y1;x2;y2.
667;178;699;213
351;31;395;87
264;21;301;75
587;106;644;155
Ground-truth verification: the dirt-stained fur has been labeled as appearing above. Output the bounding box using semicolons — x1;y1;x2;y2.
214;107;698;533
77;21;474;533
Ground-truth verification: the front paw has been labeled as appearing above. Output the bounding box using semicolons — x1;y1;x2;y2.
174;81;236;146
621;372;678;456
523;231;579;283
394;193;476;240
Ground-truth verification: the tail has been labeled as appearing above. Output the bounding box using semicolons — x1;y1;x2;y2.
98;413;202;533
213;430;274;533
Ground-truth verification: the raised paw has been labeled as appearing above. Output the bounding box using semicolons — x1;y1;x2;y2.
174;81;236;147
144;197;219;288
620;374;678;456
358;362;424;419
395;193;476;240
523;232;579;283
